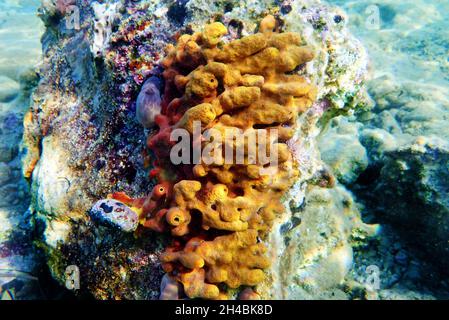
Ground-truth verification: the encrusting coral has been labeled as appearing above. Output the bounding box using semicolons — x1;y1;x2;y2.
105;15;317;299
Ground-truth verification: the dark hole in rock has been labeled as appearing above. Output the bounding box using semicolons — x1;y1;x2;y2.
167;0;188;26
124;165;137;183
253;122;280;129
224;2;233;13
334;15;343;23
228;19;243;37
280;222;292;234
355;164;382;186
284;236;291;247
291;216;302;228
188;209;204;234
231;187;244;197
100;203;113;214
286;63;306;75
94;159;106;170
281;4;292;15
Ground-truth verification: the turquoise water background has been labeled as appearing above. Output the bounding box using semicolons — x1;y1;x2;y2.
1;0;447;106
329;0;449;86
0;0;449;105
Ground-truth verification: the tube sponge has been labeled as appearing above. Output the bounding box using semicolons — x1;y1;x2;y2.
112;15;317;299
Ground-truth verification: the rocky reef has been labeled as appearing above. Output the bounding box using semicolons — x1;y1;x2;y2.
321;0;449;299
2;0;447;301
17;0;377;300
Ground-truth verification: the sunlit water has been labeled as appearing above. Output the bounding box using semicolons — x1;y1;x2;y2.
328;0;449;86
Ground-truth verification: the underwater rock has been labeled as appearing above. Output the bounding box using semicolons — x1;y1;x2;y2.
91;1;123;57
90;199;139;232
315;3;449;285
348;223;449;300
318;116;368;185
23;0;372;299
269;184;378;299
352;76;449;274
314;0;449;286
20;0;157;299
366;141;449;269
45;217;164;299
135;76;162;128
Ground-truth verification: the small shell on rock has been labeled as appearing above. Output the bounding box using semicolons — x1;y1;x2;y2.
159;273;180;300
136;76;162;128
89;199;139;232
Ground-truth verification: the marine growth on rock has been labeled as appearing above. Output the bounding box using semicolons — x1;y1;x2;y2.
12;0;449;303
107;15;317;299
